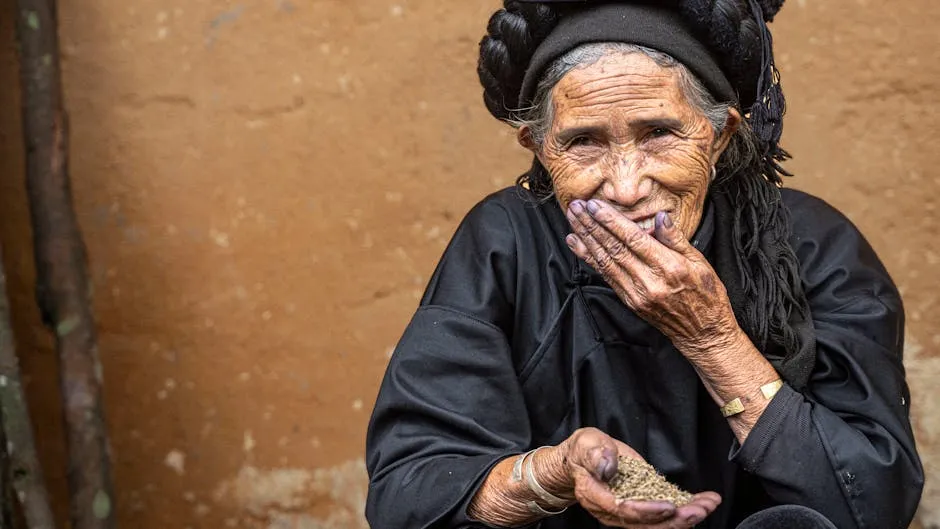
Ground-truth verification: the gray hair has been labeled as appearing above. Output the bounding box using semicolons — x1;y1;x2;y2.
512;43;759;181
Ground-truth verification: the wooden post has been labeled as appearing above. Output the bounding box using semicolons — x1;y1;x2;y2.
0;249;43;528
14;1;117;528
0;407;16;529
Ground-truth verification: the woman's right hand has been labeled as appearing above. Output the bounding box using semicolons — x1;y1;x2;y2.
560;427;721;528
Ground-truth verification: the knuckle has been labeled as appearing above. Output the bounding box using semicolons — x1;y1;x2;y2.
583;217;603;234
607;240;628;261
633;290;656;311
624;228;647;248
577;219;600;237
594;253;616;274
571;222;588;238
568;428;601;463
570;427;593;447
646;286;668;303
661;260;684;278
583;427;611;450
647;279;676;302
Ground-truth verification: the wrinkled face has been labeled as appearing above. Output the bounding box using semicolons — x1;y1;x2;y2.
527;52;737;239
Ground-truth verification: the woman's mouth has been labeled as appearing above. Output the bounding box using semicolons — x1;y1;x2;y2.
636;217;656;232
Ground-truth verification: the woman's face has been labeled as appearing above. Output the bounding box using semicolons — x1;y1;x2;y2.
524;51;739;239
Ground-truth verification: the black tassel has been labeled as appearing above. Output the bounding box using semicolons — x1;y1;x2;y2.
746;0;790;185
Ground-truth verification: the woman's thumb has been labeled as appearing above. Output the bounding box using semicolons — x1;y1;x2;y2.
589;444;619;482
654;211;690;253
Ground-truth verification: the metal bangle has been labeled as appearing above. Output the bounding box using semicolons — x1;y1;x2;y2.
524;446;573;509
525;499;568;517
720;397;745;417
720;379;785;418
761;379;784;400
510;447;572;517
511;449;535;483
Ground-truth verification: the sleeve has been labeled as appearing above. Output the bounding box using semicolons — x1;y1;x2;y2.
729;194;925;529
365;197;533;529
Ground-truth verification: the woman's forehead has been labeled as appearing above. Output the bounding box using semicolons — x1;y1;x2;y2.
550;53;690;117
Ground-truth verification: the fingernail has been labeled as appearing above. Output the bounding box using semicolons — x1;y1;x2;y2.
586;200;601;215
596;448;617;481
569;200;585;214
687;515;702;525
656;211;673;229
598;458;615;481
565;234;577;249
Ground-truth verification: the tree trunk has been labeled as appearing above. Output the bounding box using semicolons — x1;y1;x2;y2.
0;412;16;529
0;251;39;528
14;1;117;528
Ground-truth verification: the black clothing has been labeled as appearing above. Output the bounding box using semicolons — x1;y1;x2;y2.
365;187;923;529
736;505;837;529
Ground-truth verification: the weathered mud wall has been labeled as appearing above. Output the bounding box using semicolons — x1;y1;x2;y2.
0;1;937;527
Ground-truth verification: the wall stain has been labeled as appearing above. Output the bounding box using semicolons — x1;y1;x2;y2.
209;6;246;30
213;460;368;529
205;6;246;47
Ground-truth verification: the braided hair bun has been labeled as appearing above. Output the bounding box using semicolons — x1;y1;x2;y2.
757;0;785;21
477;2;560;121
478;0;783;121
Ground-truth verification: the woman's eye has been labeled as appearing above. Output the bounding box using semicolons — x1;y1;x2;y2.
568;136;595;148
649;127;672;138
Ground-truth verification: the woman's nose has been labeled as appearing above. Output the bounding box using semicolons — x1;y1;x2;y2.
601;157;651;208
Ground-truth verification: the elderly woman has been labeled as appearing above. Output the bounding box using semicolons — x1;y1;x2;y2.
365;1;923;528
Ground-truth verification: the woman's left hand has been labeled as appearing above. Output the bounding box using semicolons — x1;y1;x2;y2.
565;198;737;354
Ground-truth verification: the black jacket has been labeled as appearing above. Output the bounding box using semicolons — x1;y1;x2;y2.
365;187;924;529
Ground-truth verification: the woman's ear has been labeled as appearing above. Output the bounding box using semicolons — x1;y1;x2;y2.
517;125;539;154
711;107;743;165
518;125;550;169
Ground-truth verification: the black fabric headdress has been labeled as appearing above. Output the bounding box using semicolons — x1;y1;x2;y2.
515;0;789;183
477;0;818;389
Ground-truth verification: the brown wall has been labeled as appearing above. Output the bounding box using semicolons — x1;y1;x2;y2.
0;1;938;528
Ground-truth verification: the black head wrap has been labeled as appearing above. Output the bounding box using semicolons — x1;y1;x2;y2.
518;4;736;106
477;0;817;389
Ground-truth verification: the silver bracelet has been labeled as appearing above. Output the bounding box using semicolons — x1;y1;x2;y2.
525;446;573;509
510;449;533;483
525;499;568;517
510;446;573;517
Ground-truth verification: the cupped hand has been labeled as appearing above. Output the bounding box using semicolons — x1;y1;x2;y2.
564;199;738;352
562;428;721;528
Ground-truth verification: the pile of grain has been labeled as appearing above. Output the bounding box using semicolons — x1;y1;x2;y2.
608;457;693;506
